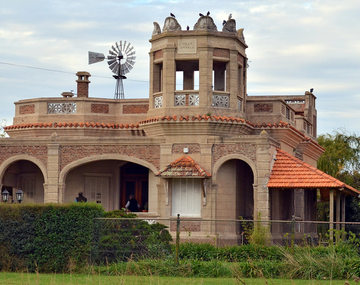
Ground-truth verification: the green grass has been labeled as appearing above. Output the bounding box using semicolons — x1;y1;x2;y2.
0;273;356;285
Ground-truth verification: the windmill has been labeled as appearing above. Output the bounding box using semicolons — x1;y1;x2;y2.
88;41;136;99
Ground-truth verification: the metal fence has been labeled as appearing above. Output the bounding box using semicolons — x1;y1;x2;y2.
91;216;360;264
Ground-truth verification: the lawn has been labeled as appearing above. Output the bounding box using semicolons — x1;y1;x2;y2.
0;273;354;285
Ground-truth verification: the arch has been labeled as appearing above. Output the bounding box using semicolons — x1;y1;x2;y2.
212;154;258;185
0;155;48;184
59;154;159;184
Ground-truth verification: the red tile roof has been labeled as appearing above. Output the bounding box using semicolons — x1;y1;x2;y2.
139;114;254;126
4;122;140;130
157;156;211;178
268;148;359;195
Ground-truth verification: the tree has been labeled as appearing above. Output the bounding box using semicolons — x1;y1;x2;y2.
317;130;360;222
317;130;360;182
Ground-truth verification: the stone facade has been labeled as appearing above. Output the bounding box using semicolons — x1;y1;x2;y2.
0;15;326;241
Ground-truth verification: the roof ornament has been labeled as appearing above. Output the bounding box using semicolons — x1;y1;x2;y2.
163;16;181;32
153;22;161;36
194;14;217;31
222;18;236;33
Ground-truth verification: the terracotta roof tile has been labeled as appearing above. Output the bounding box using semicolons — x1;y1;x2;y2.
4;122;140;130
157;156;211;178
139;115;250;126
268;148;359;195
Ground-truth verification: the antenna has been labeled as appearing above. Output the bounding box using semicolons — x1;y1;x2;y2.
88;41;136;99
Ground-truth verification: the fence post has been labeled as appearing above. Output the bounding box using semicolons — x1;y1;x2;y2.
176;214;180;265
291;215;295;255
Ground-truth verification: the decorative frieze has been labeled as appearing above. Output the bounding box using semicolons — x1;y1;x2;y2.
254;103;273;113
47;103;76;114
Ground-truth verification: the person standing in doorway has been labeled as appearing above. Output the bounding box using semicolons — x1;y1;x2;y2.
75;192;87;202
125;195;140;212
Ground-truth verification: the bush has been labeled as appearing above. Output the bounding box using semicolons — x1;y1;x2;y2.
92;209;173;263
0;203;104;272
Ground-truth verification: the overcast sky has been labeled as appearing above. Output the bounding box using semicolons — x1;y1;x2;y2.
1;0;360;135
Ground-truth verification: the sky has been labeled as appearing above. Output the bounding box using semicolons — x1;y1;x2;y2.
1;0;360;135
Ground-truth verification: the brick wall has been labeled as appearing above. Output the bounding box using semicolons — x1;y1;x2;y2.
172;143;200;154
123;104;149;114
254;103;273;113
213;143;257;165
77;82;88;98
60;145;160;170
19;104;35;115
213;48;229;58
154;50;163;60
0;146;47;166
91;104;109;114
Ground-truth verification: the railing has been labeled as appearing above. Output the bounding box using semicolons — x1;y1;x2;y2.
91;216;360;264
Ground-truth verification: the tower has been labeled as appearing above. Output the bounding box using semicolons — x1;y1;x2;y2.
148;15;248;119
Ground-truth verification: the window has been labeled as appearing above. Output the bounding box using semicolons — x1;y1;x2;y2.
172;178;201;217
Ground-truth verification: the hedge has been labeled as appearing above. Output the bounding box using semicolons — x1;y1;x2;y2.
0;203;104;272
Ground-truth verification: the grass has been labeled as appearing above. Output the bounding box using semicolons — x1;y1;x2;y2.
0;273;357;285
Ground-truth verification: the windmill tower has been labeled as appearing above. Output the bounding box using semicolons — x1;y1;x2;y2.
89;41;136;99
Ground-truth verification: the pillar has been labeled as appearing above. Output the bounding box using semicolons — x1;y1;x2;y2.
44;143;60;203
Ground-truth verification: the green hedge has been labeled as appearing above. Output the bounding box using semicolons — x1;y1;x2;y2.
0;203;104;272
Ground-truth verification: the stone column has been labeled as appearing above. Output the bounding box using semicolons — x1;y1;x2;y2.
45;143;60;203
255;131;271;220
162;44;176;108
198;47;213;107
228;50;238;109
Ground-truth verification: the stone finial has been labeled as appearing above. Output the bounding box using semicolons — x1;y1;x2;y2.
222;19;236;33
153;22;161;36
194;16;217;31
260;130;269;137
51;132;58;141
163;17;181;32
237;28;245;41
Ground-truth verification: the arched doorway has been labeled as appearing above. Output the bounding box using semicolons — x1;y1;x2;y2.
215;159;254;237
1;160;45;203
63;159;151;212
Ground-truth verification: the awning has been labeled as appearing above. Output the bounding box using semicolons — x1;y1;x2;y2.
156;156;211;178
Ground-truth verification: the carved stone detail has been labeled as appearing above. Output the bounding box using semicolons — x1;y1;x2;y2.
222;19;236;33
163;17;181;32
237;28;246;42
194;16;217;31
152;22;161;36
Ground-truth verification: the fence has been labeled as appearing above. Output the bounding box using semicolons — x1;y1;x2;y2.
91;215;360;264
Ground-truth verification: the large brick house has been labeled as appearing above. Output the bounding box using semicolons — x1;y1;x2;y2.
1;15;358;241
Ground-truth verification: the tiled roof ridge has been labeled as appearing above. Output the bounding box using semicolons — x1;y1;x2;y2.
274;148;359;193
4;122;140;130
157;155;211;177
139;115;254;126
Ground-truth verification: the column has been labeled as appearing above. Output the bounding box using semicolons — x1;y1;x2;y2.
45;143;60;203
198;47;213;107
329;189;334;243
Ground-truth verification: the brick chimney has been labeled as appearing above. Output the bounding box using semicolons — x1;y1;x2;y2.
76;71;91;98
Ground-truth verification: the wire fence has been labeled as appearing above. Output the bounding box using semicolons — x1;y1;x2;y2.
91;215;360;264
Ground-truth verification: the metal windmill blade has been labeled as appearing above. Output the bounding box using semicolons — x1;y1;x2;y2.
88;40;136;99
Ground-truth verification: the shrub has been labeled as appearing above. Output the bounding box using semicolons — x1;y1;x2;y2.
0;203;104;272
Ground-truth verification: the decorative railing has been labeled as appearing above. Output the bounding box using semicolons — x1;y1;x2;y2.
174;93;199;106
212;94;229;108
47;102;77;114
154;96;163;109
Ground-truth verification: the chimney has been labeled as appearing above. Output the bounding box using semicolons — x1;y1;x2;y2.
76;71;91;98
